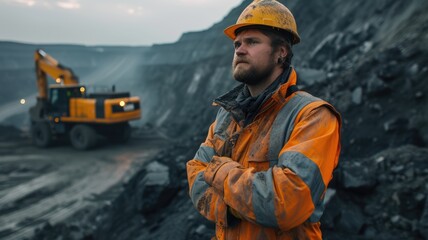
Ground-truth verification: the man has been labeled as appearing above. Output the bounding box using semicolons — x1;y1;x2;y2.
186;0;341;239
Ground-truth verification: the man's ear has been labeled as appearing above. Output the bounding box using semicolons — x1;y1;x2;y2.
277;45;288;64
279;45;288;59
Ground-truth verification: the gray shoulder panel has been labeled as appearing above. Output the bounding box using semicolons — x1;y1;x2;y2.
268;92;321;166
214;107;232;140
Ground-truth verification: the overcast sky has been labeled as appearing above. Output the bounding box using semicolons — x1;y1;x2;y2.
0;0;242;46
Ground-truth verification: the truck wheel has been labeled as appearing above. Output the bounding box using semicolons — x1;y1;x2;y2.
69;125;97;150
31;122;53;147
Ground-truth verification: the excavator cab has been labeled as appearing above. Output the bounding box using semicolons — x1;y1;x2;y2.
48;85;85;117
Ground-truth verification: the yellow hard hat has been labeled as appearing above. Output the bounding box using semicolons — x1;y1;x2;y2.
224;0;301;45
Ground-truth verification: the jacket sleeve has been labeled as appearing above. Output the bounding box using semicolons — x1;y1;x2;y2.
203;104;341;230
186;121;228;227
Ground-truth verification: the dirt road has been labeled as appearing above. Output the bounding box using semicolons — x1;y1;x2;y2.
0;134;167;240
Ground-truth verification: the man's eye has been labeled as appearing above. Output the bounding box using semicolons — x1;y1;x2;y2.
234;42;241;49
248;40;257;45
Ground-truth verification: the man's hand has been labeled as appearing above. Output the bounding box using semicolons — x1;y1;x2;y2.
203;156;242;192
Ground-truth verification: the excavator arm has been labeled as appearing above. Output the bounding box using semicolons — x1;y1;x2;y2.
34;49;79;100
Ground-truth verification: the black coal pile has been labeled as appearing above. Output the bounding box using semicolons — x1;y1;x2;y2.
323;145;428;239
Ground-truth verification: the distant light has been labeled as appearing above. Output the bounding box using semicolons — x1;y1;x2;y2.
54;117;60;123
20;99;26;105
55;78;62;83
119;101;126;107
80;87;86;93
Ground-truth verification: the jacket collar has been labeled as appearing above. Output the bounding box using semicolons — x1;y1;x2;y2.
213;67;298;125
271;67;297;104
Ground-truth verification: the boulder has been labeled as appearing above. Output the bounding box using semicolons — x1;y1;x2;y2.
136;161;179;214
339;160;377;192
367;75;391;96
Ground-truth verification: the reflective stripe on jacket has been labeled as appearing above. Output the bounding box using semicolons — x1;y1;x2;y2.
187;68;341;240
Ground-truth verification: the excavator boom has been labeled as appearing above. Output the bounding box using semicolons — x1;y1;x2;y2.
34;49;79;99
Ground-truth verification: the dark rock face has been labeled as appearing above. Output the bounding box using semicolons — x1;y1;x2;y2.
324;145;428;239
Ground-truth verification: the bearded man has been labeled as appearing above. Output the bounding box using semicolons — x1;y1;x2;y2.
187;1;341;239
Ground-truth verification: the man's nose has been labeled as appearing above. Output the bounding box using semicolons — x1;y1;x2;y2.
235;44;246;55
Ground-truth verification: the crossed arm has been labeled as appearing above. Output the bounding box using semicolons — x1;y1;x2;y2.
187;106;340;230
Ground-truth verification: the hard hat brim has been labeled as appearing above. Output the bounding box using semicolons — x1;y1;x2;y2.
224;23;255;40
224;23;301;45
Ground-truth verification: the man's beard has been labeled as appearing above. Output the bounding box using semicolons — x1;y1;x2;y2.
232;58;276;86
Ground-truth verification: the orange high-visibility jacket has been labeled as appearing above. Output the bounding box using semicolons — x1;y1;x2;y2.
187;68;341;240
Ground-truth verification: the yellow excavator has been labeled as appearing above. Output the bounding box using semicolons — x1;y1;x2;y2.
30;49;141;150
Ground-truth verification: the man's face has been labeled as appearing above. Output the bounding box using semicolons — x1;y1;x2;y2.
232;29;279;85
